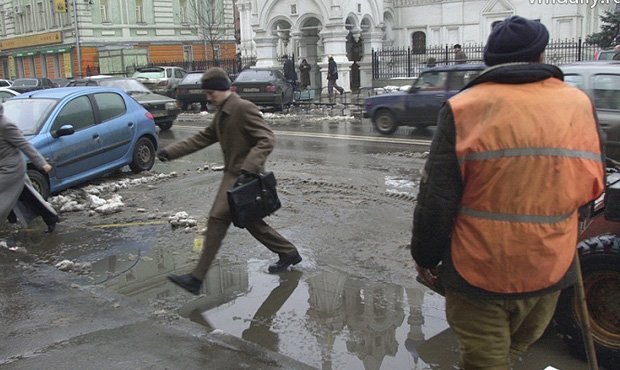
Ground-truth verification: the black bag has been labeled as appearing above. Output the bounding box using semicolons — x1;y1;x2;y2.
227;172;281;228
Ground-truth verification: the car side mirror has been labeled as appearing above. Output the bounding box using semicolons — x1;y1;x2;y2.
52;124;75;138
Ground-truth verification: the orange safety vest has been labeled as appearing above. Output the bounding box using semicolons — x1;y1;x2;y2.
449;78;605;293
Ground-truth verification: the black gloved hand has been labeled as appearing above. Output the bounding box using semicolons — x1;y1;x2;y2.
235;171;255;186
157;149;169;162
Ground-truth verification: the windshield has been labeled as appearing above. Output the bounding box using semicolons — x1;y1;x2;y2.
133;70;165;79
13;79;38;87
182;73;203;84
235;70;275;82
3;98;57;135
98;79;151;93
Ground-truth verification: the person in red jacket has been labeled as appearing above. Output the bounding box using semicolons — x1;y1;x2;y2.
411;16;605;369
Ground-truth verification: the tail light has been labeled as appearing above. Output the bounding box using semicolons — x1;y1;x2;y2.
264;84;276;93
158;81;168;87
230;86;238;93
145;112;154;121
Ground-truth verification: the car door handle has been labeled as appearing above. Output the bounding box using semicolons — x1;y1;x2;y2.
128;122;135;128
92;134;99;139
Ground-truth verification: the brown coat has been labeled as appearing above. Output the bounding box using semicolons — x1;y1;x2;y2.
163;93;275;219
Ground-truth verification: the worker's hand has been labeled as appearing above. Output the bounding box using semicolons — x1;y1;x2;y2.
415;263;441;287
42;164;52;173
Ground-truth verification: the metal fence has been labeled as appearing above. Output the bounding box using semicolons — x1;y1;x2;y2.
372;39;600;79
84;55;257;79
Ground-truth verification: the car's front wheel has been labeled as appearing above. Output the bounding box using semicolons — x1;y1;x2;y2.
373;110;398;135
553;233;620;368
129;137;156;173
27;169;50;200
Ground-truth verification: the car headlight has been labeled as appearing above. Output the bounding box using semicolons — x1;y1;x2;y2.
165;102;177;110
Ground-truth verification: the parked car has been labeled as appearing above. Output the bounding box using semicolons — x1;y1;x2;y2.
230;68;294;111
67;76;180;131
0;78;13;87
364;64;486;134
0;87;20;102
11;77;56;93
52;78;73;87
132;66;186;98
595;48;619;61
560;61;620;160
1;87;158;199
176;71;208;111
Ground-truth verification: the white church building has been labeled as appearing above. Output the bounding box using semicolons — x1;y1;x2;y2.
235;0;615;90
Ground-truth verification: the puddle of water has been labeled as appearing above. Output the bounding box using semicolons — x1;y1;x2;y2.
177;260;455;369
384;176;417;197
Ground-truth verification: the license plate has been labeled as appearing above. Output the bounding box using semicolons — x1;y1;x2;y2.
244;87;260;92
152;111;168;118
190;89;203;94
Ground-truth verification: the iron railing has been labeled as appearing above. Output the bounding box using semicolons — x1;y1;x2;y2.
372;39;600;79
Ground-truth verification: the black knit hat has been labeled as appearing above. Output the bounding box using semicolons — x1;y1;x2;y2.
483;16;549;66
201;67;231;91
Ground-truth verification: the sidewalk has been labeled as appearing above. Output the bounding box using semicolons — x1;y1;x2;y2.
0;258;315;370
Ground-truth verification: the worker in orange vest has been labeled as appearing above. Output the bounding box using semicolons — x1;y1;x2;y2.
411;16;605;369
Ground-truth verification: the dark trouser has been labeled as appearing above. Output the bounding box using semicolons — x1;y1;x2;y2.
327;79;344;99
18;187;58;226
191;216;298;280
446;289;561;370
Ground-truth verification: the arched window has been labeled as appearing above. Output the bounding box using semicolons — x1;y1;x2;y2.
412;31;426;54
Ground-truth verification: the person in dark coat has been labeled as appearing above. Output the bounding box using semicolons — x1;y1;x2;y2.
0;103;58;233
299;59;311;90
327;55;344;101
282;54;297;89
453;44;467;64
158;67;302;295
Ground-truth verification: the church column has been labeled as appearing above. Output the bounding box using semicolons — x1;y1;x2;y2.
359;31;383;88
254;31;279;68
236;0;255;57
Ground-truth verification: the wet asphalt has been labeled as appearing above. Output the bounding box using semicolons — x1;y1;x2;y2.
0;111;595;369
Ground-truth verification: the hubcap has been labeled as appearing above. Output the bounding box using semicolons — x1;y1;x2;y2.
575;271;620;349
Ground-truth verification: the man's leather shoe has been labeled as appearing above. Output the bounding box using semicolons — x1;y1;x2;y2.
167;273;202;295
268;252;302;273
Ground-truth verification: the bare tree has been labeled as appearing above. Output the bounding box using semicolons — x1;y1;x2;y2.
186;0;229;64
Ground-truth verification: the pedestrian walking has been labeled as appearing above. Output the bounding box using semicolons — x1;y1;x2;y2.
159;67;302;295
453;44;467;64
299;59;311;90
327;55;344;102
0;103;58;233
411;16;604;370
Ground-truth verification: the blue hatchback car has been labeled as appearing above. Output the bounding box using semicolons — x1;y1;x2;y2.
2;87;159;198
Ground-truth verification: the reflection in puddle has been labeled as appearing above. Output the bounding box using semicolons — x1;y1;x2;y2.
177;261;454;369
80;225;456;369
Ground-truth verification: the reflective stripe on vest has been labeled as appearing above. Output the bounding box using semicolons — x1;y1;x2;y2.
449;78;604;293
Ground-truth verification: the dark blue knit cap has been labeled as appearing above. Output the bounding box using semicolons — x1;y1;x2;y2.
483;16;549;66
201;67;231;91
